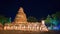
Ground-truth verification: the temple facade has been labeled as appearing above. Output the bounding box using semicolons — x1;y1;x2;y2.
4;7;48;31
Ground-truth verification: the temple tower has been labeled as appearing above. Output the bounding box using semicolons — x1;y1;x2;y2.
14;7;27;24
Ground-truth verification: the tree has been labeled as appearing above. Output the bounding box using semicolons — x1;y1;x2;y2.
27;16;38;22
45;15;52;23
0;16;6;25
6;17;11;23
0;15;11;25
52;14;57;20
45;15;53;27
52;12;60;26
52;12;60;20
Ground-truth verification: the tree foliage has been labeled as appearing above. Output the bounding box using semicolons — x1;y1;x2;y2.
52;12;60;20
45;15;58;26
45;15;52;23
45;12;60;27
0;15;11;25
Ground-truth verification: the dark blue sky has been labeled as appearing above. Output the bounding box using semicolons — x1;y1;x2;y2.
0;0;60;21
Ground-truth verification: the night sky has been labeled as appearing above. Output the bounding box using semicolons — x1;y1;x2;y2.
0;0;60;21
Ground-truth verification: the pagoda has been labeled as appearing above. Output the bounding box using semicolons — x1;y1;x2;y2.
14;7;27;24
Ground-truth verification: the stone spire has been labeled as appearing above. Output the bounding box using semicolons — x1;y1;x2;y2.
14;7;27;24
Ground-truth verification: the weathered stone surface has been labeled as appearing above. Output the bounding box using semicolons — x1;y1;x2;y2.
14;7;27;23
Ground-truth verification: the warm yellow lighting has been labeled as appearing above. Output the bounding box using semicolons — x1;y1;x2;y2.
3;7;48;32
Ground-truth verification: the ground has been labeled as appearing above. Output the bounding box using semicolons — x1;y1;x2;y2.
0;30;60;34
